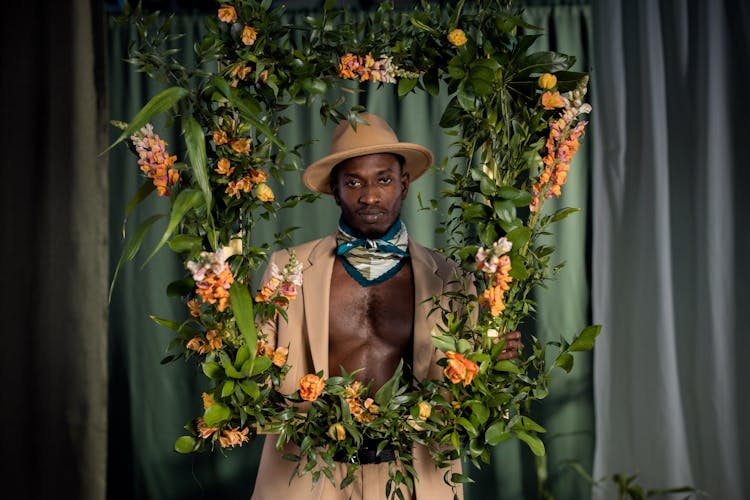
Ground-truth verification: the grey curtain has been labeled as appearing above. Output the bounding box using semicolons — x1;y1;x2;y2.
107;4;593;500
591;0;749;498
0;1;109;499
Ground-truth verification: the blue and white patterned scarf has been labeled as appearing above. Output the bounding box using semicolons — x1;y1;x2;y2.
335;218;410;287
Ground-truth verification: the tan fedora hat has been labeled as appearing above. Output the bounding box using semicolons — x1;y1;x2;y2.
302;112;434;194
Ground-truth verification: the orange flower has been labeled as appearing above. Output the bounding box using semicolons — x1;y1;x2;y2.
248;168;267;184
255;183;275;202
242;25;257;46
299;374;325;401
541;91;566;110
218;426;249;448
186;336;207;354
537;73;557;90
205;330;223;351
444;351;479;386
338;53;361;79
271;346;288;367
213;130;230;145
258;69;269;82
187;298;201;317
447;28;468;47
230;138;251;155
327;423;346;441
218;6;237;23
229;64;252;81
255;276;280;303
215;157;234;176
130;123;179;197
196;418;218;439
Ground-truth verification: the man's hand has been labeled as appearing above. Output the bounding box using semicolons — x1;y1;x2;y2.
495;330;523;360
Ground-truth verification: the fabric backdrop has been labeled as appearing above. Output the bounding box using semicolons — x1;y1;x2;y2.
0;1;109;499
590;0;749;498
106;3;593;500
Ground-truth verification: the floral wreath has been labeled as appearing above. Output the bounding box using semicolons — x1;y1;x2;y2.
109;0;599;498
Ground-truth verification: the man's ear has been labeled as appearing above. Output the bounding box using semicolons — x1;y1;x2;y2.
400;171;410;200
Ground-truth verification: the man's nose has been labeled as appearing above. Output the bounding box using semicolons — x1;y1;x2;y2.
359;184;379;204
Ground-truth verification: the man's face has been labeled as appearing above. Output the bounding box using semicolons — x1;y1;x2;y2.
332;153;409;238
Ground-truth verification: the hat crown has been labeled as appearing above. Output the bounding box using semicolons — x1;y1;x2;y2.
330;113;400;154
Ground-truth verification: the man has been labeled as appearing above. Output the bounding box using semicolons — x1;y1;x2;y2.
250;112;522;500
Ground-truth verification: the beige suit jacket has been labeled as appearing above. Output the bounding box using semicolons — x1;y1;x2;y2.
250;234;466;500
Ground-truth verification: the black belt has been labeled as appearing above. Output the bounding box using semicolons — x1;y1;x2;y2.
333;444;397;464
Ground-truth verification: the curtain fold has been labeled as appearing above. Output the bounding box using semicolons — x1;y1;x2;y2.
0;1;109;499
107;5;593;499
591;0;748;498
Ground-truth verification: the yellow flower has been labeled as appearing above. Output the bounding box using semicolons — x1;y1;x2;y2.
202;392;215;409
242;25;257;46
327;423;346;441
218;6;237;23
538;73;557;90
448;28;467;47
255;183;275;202
417;401;431;420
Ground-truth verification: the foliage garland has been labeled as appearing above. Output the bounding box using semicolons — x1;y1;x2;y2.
110;0;599;498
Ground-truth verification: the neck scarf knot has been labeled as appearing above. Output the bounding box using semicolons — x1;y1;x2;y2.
335;218;409;287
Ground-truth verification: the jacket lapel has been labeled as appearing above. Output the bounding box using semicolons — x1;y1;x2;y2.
302;235;337;376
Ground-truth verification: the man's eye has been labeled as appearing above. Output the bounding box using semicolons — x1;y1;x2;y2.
345;180;361;187
379;177;392;184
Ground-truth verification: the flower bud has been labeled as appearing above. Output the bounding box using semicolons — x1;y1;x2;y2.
538;73;557;90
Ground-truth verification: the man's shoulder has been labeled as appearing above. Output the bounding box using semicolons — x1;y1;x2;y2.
268;234;336;265
409;240;461;274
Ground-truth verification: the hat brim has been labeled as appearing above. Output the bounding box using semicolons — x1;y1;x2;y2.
302;143;434;195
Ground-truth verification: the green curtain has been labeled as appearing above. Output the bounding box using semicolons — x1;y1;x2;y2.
107;5;592;499
0;1;109;499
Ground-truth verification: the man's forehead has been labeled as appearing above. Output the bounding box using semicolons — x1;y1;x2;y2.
339;152;403;171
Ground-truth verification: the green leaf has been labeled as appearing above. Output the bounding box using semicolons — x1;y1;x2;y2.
168;234;203;253
374;359;403;408
122;181;156;222
494;360;521;373
397;78;418;97
516;430;546;456
204;403;231;427
166;276;194;297
221;379;235;398
457;79;476;111
569;324;601;352
485;421;511;446
493;199;516;224
149;315;180;331
229;282;258;364
515;51;575;78
497;186;533;207
506;226;531;250
462;202;489;223
518;416;546;433
182;115;212;215
550;207;580;222
240;379;260;400
143;189;204;265
456;417;479;438
105;86;189;153
300;77;328;94
250;355;272;376
554;352;574;373
202;361;223;379
174;435;197;454
470;403;490;426
431;334;457;353
109;213;165;302
220;352;246;379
